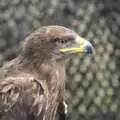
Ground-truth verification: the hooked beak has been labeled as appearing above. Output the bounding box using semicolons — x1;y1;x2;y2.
60;36;94;54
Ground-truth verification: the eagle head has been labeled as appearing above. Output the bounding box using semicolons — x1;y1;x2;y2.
22;25;94;61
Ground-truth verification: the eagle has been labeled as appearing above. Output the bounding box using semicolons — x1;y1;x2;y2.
0;25;93;120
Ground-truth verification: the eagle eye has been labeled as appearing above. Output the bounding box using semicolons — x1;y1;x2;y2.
52;37;68;44
60;39;68;44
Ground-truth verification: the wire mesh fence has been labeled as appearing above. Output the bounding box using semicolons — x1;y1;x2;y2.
0;0;120;120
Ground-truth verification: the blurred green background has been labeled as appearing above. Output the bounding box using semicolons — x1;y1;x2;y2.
0;0;120;120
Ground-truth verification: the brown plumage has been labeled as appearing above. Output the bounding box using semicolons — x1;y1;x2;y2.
0;25;93;120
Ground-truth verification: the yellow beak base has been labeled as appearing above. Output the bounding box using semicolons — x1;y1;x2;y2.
59;36;93;54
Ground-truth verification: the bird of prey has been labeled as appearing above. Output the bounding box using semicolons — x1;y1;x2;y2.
0;25;93;120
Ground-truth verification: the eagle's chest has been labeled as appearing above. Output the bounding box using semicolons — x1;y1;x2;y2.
44;69;65;120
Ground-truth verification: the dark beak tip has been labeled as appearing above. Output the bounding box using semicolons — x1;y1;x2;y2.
85;41;94;54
